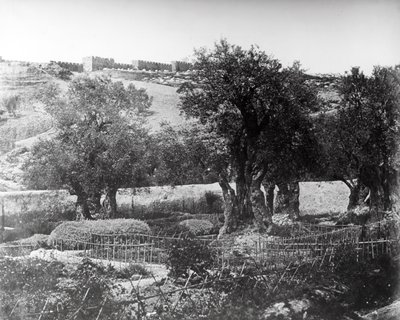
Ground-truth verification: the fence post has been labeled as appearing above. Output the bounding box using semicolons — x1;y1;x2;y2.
113;236;116;261
0;200;4;244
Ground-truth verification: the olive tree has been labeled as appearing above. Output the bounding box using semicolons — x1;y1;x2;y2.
23;76;152;219
178;40;318;231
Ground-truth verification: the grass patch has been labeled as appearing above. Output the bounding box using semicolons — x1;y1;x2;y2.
178;219;215;236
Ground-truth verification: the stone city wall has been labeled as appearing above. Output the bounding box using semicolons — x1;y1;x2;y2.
171;60;192;72
82;56;115;72
113;62;133;70
0;190;76;217
81;56;191;73
54;61;83;72
132;60;172;71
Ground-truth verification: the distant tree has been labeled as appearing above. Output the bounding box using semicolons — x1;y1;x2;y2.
23;76;152;219
154;122;238;235
24;139;95;218
153;123;207;186
178;40;318;231
317;66;400;215
262;110;320;219
95;121;151;217
1;95;20;117
314;111;367;211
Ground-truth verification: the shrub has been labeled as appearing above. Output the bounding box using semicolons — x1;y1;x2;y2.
163;223;195;237
0;257;122;319
0;258;65;293
335;207;371;225
113;264;152;279
166;238;216;279
178;219;214;236
47;219;151;248
204;191;223;214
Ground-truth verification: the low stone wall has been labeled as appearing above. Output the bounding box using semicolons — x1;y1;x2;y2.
0;181;349;217
0;190;76;216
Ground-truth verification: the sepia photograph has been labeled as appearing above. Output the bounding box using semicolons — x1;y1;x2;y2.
0;0;399;319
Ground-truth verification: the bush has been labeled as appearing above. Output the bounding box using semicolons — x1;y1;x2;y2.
166;238;216;279
163;223;195;237
335;207;371;225
204;191;223;214
178;219;214;236
47;218;151;248
113;264;152;279
0;257;122;319
0;258;65;293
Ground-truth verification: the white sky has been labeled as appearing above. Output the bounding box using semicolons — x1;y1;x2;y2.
0;0;399;74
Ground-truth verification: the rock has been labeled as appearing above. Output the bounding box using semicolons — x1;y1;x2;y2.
263;302;291;319
361;300;400;320
288;299;311;313
314;289;332;301
263;299;311;320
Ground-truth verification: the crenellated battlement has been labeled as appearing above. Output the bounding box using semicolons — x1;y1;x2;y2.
52;61;83;72
82;56;192;72
0;55;192;73
82;56;115;72
132;60;172;71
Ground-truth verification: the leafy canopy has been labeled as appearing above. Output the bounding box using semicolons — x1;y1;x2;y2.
24;76;152;196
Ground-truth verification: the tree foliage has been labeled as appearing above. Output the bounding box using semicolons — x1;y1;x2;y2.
316;66;400;214
178;40;318;231
153;122;229;186
23;76;152;219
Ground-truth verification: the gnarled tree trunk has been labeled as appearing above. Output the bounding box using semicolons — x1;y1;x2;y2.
360;165;385;220
391;125;400;212
262;180;275;217
274;182;300;219
106;187;119;218
89;192;102;215
70;181;92;220
288;181;300;220
275;182;288;214
250;168;271;232
218;173;238;237
236;165;252;221
76;193;91;220
341;178;368;211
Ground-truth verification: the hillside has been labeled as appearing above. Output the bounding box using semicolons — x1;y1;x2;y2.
100;72;189;131
0;64;191;190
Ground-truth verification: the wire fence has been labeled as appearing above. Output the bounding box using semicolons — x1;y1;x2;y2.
1;219;398;271
1;218;399;320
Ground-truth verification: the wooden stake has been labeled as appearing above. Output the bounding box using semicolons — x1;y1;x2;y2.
38;298;49;320
95;298;107;320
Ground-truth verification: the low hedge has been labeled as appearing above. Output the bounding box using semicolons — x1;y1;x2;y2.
178;219;214;236
47;219;151;248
